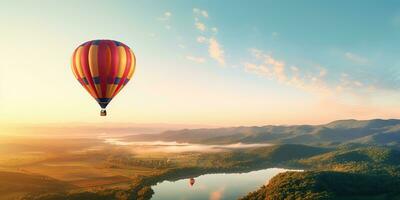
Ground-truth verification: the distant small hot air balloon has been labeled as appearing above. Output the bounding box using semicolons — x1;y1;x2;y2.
71;40;136;116
189;178;195;186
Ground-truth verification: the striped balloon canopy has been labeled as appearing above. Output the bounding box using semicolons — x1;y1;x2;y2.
71;40;136;116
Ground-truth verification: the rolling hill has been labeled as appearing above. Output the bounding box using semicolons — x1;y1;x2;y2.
0;171;76;200
240;146;400;200
125;119;400;148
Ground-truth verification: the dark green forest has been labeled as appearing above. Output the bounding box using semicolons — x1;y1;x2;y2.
240;146;400;200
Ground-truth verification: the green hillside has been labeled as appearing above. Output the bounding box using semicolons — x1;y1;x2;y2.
240;146;400;200
241;171;400;200
301;147;400;167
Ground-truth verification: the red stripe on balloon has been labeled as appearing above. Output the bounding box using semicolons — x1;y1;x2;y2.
97;40;110;99
112;45;131;97
80;41;99;98
108;41;119;85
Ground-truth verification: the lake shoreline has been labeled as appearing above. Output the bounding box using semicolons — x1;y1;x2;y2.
133;161;305;200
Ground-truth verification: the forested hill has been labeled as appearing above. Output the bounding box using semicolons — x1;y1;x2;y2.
240;146;400;200
125;119;400;148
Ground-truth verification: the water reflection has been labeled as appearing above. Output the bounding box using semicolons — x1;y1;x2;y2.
189;178;195;187
151;168;301;200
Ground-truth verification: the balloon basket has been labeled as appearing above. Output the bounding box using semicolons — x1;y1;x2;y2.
100;109;107;116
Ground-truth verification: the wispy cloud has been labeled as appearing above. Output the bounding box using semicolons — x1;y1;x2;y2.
195;22;206;31
158;11;172;21
243;49;374;100
193;8;208;31
244;49;333;95
197;36;207;43
193;8;209;18
202;11;209;18
158;11;173;30
344;52;368;64
186;55;206;63
244;54;287;82
191;8;226;66
336;73;365;92
209;38;225;66
244;63;270;77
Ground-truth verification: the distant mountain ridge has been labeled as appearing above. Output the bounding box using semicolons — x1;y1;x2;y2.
125;119;400;148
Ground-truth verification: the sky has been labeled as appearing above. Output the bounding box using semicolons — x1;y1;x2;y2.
1;0;400;127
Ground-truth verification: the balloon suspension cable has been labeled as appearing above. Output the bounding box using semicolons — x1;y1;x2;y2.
100;109;107;116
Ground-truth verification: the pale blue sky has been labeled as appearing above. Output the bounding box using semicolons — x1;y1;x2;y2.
1;0;400;126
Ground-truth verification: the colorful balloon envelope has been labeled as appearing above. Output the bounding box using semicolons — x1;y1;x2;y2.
71;40;136;116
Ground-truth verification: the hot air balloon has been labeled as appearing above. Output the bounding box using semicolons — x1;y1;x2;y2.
189;178;195;186
71;40;136;116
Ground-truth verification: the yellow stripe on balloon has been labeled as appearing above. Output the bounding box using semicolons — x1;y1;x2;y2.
105;82;115;98
88;44;99;77
74;47;85;79
128;49;136;79
71;54;79;80
88;44;102;97
116;46;127;77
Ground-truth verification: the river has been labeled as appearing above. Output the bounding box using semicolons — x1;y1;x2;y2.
151;168;300;200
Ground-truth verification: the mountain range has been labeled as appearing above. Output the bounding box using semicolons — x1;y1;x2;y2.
125;119;400;148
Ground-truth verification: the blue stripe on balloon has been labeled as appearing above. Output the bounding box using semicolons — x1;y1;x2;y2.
82;77;89;85
92;76;100;84
114;77;121;84
123;79;130;85
97;98;111;108
97;98;111;102
92;40;100;45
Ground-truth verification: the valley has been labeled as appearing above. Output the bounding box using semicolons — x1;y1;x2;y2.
1;119;400;200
